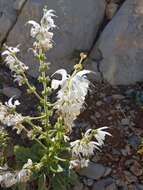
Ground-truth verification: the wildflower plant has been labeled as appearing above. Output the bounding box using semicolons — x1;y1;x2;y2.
0;7;111;190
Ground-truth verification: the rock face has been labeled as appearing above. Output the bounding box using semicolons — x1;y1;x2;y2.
0;0;26;46
6;0;106;77
90;0;143;85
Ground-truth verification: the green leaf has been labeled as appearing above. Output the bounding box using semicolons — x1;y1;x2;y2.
38;174;48;190
14;143;44;168
17;183;27;190
52;169;79;190
54;156;67;162
50;164;63;173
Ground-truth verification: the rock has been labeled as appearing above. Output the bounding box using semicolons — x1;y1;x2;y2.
106;183;118;190
95;112;101;118
6;0;106;77
128;135;140;149
92;178;114;190
1;86;21;98
90;0;143;85
106;2;119;20
79;162;106;180
112;94;125;100
104;167;112;177
124;171;137;183
121;118;130;126
96;101;103;106
83;178;94;187
83;187;89;190
128;184;138;190
130;161;142;177
13;0;26;11
121;145;132;156
0;0;19;46
136;184;143;190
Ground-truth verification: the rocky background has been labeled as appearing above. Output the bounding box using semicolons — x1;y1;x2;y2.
1;0;143;190
1;0;143;85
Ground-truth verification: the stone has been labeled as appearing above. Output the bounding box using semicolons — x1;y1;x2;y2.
83;178;94;187
136;184;143;190
104;167;112;177
128;135;140;149
83;187;89;190
90;0;143;85
124;171;137;183
96;101;103;106
112;94;125;100
79;162;106;180
92;178;114;190
105;183;118;190
1;86;21;98
6;0;106;77
13;0;26;11
0;0;18;46
130;161;142;177
121;118;130;126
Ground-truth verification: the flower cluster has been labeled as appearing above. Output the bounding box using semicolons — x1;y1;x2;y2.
0;6;112;190
70;127;111;169
0;98;24;134
52;69;91;129
0;159;32;188
2;45;28;86
27;7;56;52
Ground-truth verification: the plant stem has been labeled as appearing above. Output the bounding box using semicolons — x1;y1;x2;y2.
28;115;46;120
22;125;47;150
39;49;48;129
22;72;42;100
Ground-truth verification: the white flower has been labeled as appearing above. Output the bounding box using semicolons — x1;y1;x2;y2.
3;113;23;127
95;127;111;147
52;69;92;128
27;8;56;51
0;102;24;127
27;21;41;38
13;74;24;86
2;45;20;56
0;172;17;188
5;97;20;109
69;159;89;169
70;127;111;161
17;159;32;183
2;45;28;86
51;69;68;90
70;139;99;158
0;160;32;188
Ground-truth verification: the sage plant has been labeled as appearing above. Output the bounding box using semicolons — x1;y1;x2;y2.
0;7;111;190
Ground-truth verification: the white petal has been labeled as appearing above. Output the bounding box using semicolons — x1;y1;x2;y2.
2;50;10;56
51;69;68;89
85;129;92;136
14;100;20;106
76;70;92;77
27;20;40;27
51;79;62;89
6;97;13;107
52;69;68;79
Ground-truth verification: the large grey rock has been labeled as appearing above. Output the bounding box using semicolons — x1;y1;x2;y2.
90;0;143;85
0;0;26;47
79;162;106;180
6;0;106;77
